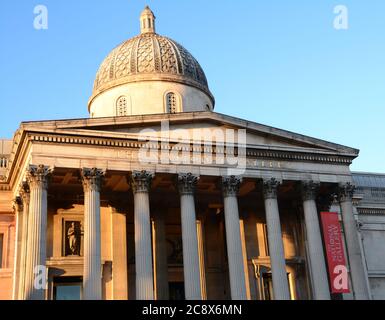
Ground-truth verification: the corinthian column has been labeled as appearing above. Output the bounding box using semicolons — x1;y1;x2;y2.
131;170;154;300
18;182;30;300
12;196;23;300
81;168;104;300
263;178;290;300
178;173;202;300
222;176;247;300
301;181;330;300
339;183;370;300
24;165;51;300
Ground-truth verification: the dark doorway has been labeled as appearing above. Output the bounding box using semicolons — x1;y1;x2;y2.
53;276;82;300
169;282;185;300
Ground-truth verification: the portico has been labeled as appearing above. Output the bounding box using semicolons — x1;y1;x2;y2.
2;110;369;300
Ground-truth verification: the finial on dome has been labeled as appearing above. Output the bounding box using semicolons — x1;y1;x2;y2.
140;5;156;34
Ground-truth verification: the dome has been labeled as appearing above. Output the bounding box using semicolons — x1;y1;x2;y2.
88;6;214;117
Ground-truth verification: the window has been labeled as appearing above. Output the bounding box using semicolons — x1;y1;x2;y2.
263;224;270;256
116;96;128;116
0;233;3;268
262;273;274;300
166;92;178;114
262;272;291;300
53;276;82;300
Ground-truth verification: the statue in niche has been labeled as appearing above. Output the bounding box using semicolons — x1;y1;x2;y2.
65;221;81;256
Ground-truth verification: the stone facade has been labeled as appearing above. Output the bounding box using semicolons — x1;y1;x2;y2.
0;6;382;300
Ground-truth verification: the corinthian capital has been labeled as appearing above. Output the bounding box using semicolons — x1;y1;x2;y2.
19;180;30;203
222;176;242;197
338;182;356;203
12;196;23;214
301;180;320;201
131;170;153;193
178;173;199;195
26;164;51;190
263;178;281;199
81;168;105;192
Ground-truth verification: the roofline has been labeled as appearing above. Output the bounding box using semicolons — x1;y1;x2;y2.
352;171;385;177
17;110;359;156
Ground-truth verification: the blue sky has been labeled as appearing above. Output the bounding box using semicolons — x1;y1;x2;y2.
0;0;384;172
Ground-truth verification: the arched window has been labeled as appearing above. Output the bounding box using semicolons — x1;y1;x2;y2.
116;96;128;116
166;92;178;114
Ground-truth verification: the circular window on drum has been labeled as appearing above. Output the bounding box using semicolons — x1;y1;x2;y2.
116;96;128;116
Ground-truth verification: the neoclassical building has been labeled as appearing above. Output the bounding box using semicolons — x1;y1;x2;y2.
0;7;384;300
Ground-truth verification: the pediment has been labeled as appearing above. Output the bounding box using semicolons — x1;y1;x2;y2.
19;111;359;158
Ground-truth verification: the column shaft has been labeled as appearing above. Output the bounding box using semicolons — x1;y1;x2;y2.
339;183;370;300
132;171;154;300
222;176;247;300
24;165;50;300
178;173;202;300
301;181;330;300
263;178;291;300
82;168;104;300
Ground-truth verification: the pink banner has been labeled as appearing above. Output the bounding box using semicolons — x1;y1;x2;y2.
320;212;350;294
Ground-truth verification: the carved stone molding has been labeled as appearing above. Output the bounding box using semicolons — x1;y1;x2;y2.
222;176;242;197
81;168;105;193
19;180;30;203
339;182;356;203
12;196;23;214
178;173;199;195
357;208;385;216
26;164;51;190
356;220;364;232
131;170;153;193
301;181;320;201
262;178;281;199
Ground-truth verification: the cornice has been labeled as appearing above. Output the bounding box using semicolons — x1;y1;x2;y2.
28;133;352;164
2;130;355;186
24;132;354;164
17;111;360;156
357;207;385;216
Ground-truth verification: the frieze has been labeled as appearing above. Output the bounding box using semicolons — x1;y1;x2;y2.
25;133;352;165
2;132;354;184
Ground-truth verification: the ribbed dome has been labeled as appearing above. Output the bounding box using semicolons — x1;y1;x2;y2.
91;32;213;104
